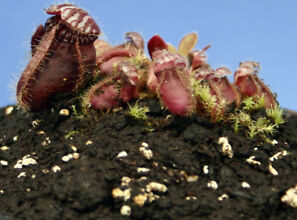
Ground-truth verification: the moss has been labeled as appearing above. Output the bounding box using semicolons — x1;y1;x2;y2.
127;101;149;120
229;97;285;140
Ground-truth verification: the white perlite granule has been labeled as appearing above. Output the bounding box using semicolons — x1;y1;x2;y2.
0;160;8;166
137;167;151;173
218;137;234;158
207;181;218;190
116;151;128;158
17;172;26;178
218;193;229;201
52;165;61;173
59;109;70;116
146;182;167;193
281;184;297;208
268;162;278;176
139;146;153;160
121;176;132;186
120;205;131;216
14;154;37;169
112;188;131;201
241;181;251;189
186;175;198;183
85;140;93;145
0;146;9;151
203;165;209;174
246;156;261;166
141;142;149;148
61;153;79;162
133;194;147;207
269;150;288;162
5;106;14;115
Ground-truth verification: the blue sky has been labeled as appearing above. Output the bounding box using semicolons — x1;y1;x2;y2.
1;0;297;110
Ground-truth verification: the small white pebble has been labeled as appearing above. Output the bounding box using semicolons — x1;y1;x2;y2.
207;181;218;190
163;178;169;183
121;176;132;186
42;169;50;174
203;165;209;174
218;194;229;201
116;151;128;158
71;145;77;152
141;142;149;148
120;205;131;216
218;137;234;158
147;191;160;202
52;165;61;173
5;106;14;115
0;146;9;151
31;174;36;179
85;140;93;145
22;158;37;166
112;188;131;201
14;155;37;169
37;131;45;135
26;188;31;192
17;172;26;178
0;190;4;194
72;153;80;160
241;181;251;189
185;196;197;200
281;184;297;208
13;136;18;141
32;119;41;128
62;154;73;162
59;109;70;116
139;147;153;160
186;175;199;183
254;147;258;151
138;176;147;181
270;150;288;162
137;167;150;173
146;182;167;193
133;194;147;207
42;137;51;146
0;160;8;166
62;153;79;162
271;139;278;145
246;156;261;166
269;163;278;176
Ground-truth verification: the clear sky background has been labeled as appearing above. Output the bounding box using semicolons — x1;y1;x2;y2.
1;0;296;110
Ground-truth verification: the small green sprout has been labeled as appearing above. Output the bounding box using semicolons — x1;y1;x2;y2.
191;78;226;122
256;95;266;109
242;95;265;111
192;79;216;112
127;102;149;120
230;98;284;140
242;97;256;111
71;104;79;117
70;104;85;119
266;105;285;125
247;117;276;138
65;130;80;139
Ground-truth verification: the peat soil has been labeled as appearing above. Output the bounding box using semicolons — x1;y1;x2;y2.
0;98;297;220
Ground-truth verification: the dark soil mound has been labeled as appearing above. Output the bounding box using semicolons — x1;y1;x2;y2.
0;98;297;220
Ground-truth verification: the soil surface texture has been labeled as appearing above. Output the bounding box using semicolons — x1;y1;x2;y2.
0;98;297;220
